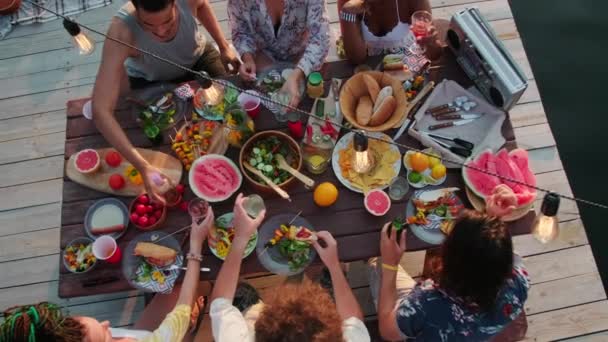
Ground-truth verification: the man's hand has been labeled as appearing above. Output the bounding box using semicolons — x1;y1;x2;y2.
342;0;367;14
312;231;340;271
486;184;518;218
141;165;170;205
418;25;442;52
380;222;406;266
238;54;257;81
280;68;304;108
219;45;241;74
191;206;214;247
233;193;266;242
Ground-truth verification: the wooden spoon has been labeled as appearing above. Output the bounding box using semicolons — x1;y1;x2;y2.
275;154;315;188
243;162;291;201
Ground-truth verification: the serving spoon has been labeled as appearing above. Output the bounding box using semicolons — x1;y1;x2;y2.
275;154;315;188
243;162;291;201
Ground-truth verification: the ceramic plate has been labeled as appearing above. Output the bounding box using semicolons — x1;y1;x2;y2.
406;188;463;245
208;212;258;260
84;198;129;240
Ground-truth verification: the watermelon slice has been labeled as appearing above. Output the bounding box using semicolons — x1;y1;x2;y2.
189;155;242;202
74;149;101;174
464;151;501;197
364;190;391;216
495;149;525;194
509;149;537;192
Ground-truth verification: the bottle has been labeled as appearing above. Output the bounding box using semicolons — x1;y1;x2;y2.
306;72;324;99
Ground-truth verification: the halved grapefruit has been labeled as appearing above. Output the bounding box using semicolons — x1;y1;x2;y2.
364;189;391;216
74;149;101;174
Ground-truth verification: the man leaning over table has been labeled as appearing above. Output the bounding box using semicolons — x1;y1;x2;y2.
92;0;240;203
209;194;370;342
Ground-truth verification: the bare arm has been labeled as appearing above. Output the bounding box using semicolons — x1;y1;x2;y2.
378;268;404;341
337;0;367;65
194;0;230;51
409;0;432;16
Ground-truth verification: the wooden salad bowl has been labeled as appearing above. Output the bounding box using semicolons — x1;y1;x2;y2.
239;131;303;194
340;71;409;132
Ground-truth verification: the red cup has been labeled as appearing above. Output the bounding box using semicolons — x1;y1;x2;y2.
238;91;262;119
92;235;122;264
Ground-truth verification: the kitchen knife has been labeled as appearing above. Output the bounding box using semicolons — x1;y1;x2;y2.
428;118;477;131
332;78;342;117
434;113;482;121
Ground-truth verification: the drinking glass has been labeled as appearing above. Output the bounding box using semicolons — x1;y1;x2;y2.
271;91;290;122
92;236;122;264
410;10;433;54
243;194;266;218
188;198;209;224
389;176;409;201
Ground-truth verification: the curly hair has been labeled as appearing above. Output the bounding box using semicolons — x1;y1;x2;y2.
0;302;84;342
437;210;514;311
254;281;344;342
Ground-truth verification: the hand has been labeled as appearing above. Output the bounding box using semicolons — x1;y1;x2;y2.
486;184;518;218
219;45;241;74
239;56;257;82
311;231;340;270
380;222;406;266
280;68;304;108
342;0;366;15
141;165;169;205
418;25;441;49
233;193;266;242
191;206;214;246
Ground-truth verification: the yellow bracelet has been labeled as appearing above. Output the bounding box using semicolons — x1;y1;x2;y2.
382;263;399;271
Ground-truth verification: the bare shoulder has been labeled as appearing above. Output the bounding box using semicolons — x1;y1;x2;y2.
186;0;205;14
105;17;137;57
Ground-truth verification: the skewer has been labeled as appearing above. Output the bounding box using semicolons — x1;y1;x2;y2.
259;211;303;257
154;224;192;244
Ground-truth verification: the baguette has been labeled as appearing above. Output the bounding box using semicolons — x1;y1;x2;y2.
373;86;393;113
91;224;125;235
355;96;373;126
134;242;177;264
362;75;380;102
369;95;396;126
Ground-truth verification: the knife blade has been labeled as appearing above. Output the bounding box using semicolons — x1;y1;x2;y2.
434;113;481;121
332;79;342;117
428;118;477;131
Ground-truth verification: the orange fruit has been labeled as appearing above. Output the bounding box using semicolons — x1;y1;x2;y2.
410;152;430;173
314;182;339;207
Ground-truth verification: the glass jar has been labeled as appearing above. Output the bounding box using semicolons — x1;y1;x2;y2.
306;72;324;99
301;138;333;175
225;108;255;148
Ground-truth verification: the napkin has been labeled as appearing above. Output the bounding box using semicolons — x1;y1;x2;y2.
134;255;183;294
409;80;506;168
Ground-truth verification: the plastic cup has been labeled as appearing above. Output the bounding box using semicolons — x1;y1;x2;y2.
92;235;122;264
238;91;262;119
389;176;409;201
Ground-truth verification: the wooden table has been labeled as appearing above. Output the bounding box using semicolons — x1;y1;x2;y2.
58;51;535;298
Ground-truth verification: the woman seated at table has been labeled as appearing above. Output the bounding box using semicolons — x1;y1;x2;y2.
337;0;444;64
371;185;530;341
227;0;331;108
0;207;215;342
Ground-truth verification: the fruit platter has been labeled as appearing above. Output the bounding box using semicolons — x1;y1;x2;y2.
256;213;317;276
208;212;258;260
403;148;447;188
406;188;464;245
333;131;401;193
189;154;242;203
66;148;183;197
463;148;536;221
123;231;182;293
63;237;96;273
239;131;303;192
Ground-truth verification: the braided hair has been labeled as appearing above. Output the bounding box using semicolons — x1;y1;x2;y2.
0;302;84;342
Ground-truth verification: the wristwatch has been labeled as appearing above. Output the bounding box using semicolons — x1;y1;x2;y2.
340;10;357;23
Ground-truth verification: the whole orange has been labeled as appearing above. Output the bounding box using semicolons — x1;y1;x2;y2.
410;152;430;173
314;182;339;207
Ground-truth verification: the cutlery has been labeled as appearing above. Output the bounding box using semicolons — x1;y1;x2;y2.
275;154;315;188
427;136;472;158
168;265;211;272
423;132;475;151
393;81;435;140
332;78;342;117
243;162;291;201
428;118;479;131
434;113;481;121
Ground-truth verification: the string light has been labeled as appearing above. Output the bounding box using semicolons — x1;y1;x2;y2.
62;18;95;55
21;0;608;211
352;130;375;174
532;193;560;243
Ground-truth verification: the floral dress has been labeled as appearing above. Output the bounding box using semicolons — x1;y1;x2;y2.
396;265;530;341
227;0;330;76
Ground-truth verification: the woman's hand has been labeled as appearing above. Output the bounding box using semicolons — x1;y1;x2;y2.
380;222;406;266
239;53;257;81
233;193;266;242
486;184;518;218
280;68;304;108
141;165;169;205
190;206;214;247
312;231;340;271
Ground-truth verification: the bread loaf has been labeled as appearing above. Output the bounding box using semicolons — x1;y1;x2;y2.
369;95;396;126
134;242;177;262
362;75;380;103
355;96;373;125
373;86;393;112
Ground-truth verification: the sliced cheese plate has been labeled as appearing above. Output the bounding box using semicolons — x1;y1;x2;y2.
66;148;183;196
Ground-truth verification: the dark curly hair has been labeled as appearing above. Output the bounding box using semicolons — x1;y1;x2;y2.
436;210;514;311
0;302;84;342
254;281;344;342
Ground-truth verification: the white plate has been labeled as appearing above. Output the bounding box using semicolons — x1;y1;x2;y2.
402;149;447;189
331;132;401;194
208;212;258;260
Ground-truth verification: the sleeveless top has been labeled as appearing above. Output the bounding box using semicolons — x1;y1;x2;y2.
116;0;206;81
361;0;416;56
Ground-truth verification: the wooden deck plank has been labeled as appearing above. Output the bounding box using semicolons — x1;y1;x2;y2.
0;179;63;212
0;110;66;142
0;156;64;188
524;245;597;285
514;123;557;150
0;85;92;120
0;202;61;237
528;146;564;175
0;255;59;288
512;219;587;257
0;228;59;262
0;132;65;164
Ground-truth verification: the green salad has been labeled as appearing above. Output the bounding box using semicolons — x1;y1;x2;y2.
248;136;294;185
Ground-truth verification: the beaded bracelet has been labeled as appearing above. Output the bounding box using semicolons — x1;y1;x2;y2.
186;252;203;262
339;10;357;23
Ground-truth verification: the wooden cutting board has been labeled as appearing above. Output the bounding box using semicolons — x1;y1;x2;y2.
66;148;183;196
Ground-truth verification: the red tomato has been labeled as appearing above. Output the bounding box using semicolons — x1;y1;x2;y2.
175;184;185;194
154;210;163;219
105;151;123;167
146;205;154;213
138;194;149;204
148;216;157;226
130;213;139;223
108;174;125;190
138;216;149;227
135;204;147;216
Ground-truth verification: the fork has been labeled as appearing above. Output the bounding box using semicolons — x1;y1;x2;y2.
167;265;211;272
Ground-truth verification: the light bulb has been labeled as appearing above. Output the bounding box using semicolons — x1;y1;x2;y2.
63;18;95;55
351;131;375;174
195;71;213;89
532;192;560;243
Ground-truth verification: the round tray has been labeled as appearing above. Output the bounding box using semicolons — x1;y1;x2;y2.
256;213;317;276
332;131;401;193
208;212;258;260
84;198;129;240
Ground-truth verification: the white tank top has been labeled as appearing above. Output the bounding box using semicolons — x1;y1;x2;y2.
361;0;416;56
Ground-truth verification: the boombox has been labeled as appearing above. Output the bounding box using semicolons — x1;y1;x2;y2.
447;7;527;110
